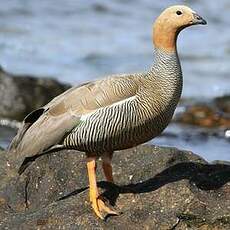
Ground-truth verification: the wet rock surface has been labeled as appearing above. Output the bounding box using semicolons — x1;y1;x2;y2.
0;66;70;121
215;95;230;114
175;96;230;129
0;145;229;229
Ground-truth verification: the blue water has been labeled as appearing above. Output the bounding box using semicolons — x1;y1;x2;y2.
0;0;230;98
0;0;229;161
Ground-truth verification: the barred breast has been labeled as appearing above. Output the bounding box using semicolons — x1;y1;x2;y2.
63;94;176;154
64;97;138;153
63;49;182;154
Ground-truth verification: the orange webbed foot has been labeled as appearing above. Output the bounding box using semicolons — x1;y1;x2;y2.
91;195;118;219
87;156;118;220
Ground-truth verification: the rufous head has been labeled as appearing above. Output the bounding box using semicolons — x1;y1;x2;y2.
153;5;207;52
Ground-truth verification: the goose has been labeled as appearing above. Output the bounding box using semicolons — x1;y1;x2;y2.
9;5;206;219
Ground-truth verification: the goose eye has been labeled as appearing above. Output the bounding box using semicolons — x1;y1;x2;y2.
176;10;182;15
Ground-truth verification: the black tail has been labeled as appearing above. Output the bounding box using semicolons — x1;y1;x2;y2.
9;108;45;151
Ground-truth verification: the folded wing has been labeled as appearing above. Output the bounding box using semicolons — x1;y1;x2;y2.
9;74;139;162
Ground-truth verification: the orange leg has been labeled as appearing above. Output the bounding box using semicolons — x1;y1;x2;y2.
102;155;114;183
86;157;117;219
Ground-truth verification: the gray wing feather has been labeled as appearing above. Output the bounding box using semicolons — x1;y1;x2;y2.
8;74;139;170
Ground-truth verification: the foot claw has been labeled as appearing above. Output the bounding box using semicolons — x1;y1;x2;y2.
91;197;118;219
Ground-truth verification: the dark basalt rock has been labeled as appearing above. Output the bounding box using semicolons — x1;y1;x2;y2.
0;145;229;229
0;66;70;121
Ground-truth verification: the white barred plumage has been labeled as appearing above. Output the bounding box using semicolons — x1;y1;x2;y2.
63;50;182;154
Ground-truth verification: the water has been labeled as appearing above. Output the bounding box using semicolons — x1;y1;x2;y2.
153;124;230;162
0;125;16;149
0;0;229;161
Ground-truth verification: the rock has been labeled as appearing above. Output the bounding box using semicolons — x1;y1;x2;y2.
0;66;71;121
214;95;230;114
175;96;230;128
0;145;229;229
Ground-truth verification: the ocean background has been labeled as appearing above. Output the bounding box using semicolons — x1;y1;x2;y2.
0;0;229;161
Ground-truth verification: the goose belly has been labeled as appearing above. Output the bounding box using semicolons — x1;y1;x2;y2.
63;101;174;153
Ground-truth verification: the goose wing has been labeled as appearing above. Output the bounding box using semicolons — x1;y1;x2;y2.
9;74;140;161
